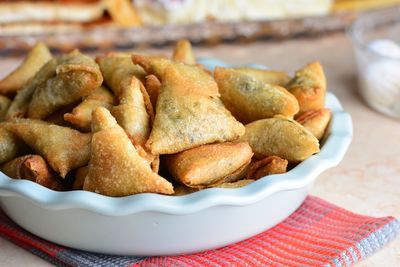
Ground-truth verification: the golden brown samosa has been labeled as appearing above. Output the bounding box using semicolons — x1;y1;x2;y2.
241;116;320;162
233;67;291;87
145;74;161;110
83;107;174;196
64;86;116;131
214;67;299;123
1;155;66;191
7;119;91;177
146;63;245;155
0;42;52;95
28;50;103;119
246;156;288;180
5;58;59;120
296;108;331;140
0;95;11;121
98;55;147;97
217;179;254;188
0;126;28;164
287;61;326;114
111;77;151;148
172;39;196;65
166;142;253;188
132;54;171;80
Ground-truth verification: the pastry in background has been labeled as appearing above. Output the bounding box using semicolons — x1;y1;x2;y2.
0;0;141;36
332;0;400;12
134;0;333;25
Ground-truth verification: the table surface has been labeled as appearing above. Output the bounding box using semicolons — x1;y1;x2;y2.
0;33;399;267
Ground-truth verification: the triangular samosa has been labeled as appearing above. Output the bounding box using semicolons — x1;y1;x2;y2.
28;50;103;119
0;42;52;95
146;63;245;154
5;58;59;120
214;67;299;123
166;142;253;188
83;107;173;196
97;55;146;97
64;86;116;131
111;77;151;148
7;119;91;177
232;67;291;87
287;61;326;114
0;126;28;164
172;39;196;65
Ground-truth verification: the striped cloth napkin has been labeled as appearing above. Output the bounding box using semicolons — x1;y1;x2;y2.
0;196;398;267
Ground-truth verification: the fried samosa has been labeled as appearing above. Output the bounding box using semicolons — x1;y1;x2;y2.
5;58;59;120
246;156;288;180
1;155;66;191
214;67;299;123
166;142;253;188
146;64;245;155
28;50;103;119
98;55;147;96
145;74;161;110
7;119;91;177
132;54;171;80
217;179;254;188
83;107;174;196
0;95;11;121
296;108;331;140
111;76;152;148
0;126;28;164
287;61;326;114
241;116;320;162
64;86;116;131
172;39;196;65
233;67;291;87
0;42;52;95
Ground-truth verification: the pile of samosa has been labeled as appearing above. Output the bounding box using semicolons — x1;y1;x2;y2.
0;40;332;197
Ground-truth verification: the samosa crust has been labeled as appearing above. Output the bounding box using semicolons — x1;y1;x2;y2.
28;51;103;119
1;155;66;191
7;119;91;177
64;86;115;131
0;42;52;94
172;39;196;65
287;61;326;114
166;142;253;188
83;107;173;196
241;116;320;162
214;67;299;123
146;64;245;155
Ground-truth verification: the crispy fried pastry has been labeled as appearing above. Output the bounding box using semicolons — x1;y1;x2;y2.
111;77;152;148
287;61;326;114
214;67;299;123
7;119;91;177
64;86;115;131
28;50;103;119
0;126;28;164
83;107;173;196
0;42;52;95
166;142;253;188
217;179;254;188
172;39;196;65
1;155;66;191
0;95;11;121
72;166;88;190
98;55;147;96
296;108;331;140
145;74;161;110
242;116;320;162
146;63;245;154
246;156;288;180
233;67;291;87
5;58;59;120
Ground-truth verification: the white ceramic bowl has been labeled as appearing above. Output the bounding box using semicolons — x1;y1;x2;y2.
0;59;353;256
